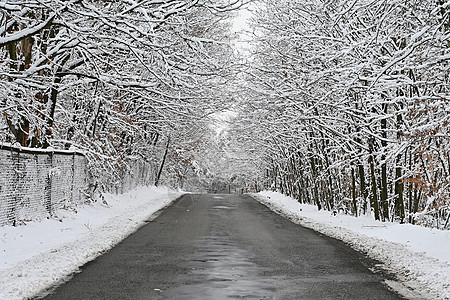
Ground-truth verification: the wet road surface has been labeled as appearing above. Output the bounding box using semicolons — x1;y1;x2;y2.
42;194;404;299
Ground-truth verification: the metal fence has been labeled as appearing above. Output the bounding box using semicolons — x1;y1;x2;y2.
0;144;89;226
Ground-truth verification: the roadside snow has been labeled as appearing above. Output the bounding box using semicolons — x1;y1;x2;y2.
250;191;450;300
0;186;182;300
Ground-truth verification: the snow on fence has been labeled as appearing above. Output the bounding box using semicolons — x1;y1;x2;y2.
108;159;155;195
0;144;89;227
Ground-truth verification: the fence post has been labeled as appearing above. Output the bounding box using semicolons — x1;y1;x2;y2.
9;150;20;226
45;152;53;216
72;152;76;203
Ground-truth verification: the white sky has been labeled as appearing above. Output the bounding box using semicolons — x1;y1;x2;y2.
231;7;253;33
230;5;254;53
210;5;254;137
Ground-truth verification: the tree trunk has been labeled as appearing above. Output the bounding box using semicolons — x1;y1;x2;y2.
310;155;322;210
369;138;380;221
7;41;18;71
380;104;389;221
155;137;170;186
352;167;358;217
394;162;405;223
358;163;367;214
394;110;405;223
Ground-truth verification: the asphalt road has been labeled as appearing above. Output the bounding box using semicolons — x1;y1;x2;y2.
41;194;404;299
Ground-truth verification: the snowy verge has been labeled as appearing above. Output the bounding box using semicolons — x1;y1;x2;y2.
249;191;450;300
0;186;183;300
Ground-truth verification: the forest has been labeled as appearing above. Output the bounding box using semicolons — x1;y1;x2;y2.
0;0;241;190
237;0;450;229
1;0;449;229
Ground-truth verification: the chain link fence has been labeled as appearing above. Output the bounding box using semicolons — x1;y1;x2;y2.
0;145;89;226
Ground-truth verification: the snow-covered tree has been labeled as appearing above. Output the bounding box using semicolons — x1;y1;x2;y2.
1;0;246;189
236;0;449;228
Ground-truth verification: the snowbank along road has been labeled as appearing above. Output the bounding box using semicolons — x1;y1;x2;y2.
41;194;405;299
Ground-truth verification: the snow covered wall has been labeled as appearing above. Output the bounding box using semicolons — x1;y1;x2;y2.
0;144;89;226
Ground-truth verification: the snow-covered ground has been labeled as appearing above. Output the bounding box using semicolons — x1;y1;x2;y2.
0;186;182;300
250;191;450;300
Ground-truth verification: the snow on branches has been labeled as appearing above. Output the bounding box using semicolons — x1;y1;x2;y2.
0;0;243;187
238;0;450;228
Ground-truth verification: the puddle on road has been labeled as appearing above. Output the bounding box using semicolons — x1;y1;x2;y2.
211;205;235;210
163;235;276;299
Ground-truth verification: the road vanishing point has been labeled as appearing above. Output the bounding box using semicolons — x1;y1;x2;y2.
42;194;404;299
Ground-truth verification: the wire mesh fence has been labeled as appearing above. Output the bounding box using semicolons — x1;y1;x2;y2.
0;145;89;226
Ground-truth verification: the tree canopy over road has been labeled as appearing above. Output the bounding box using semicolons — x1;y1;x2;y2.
1;0;243;187
1;0;449;228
